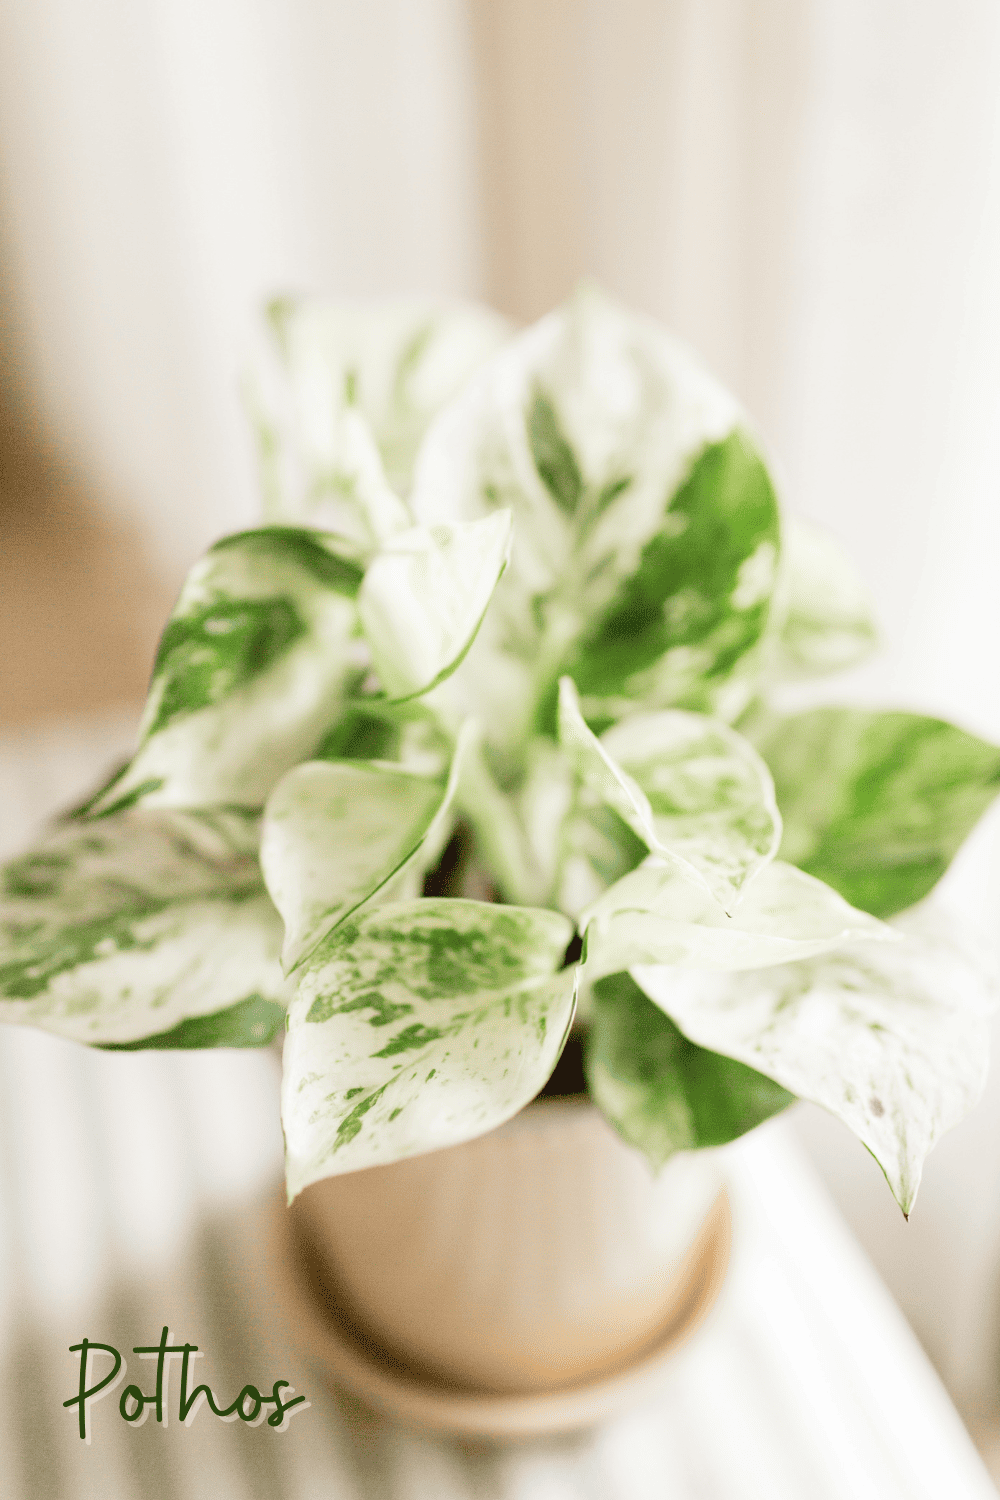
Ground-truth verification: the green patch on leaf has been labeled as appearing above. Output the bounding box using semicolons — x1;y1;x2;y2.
566;431;780;697
305;988;413;1028
2;852;72;899
212;526;365;596
528;386;583;515
99;992;286;1050
148;596;306;736
373;1022;444;1057
762;709;1000;917
314;707;401;763
587;972;793;1168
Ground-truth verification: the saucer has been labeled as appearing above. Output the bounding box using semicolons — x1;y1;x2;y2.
269;1188;731;1440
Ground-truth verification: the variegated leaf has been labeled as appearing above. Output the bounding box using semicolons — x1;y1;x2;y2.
86;528;367;814
412;285;780;734
600;705;781;908
774;517;878;677
0;809;287;1045
580;859;892;980
558;678;780;911
631;905;997;1214
586;972;793;1169
261;727;468;973
358;512;513;700
281;898;576;1196
761;708;1000;917
254;295;512;514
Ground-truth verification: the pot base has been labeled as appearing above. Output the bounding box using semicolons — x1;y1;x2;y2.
270;1188;731;1439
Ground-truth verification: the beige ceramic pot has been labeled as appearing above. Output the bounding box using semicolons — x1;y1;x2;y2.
285;1090;730;1432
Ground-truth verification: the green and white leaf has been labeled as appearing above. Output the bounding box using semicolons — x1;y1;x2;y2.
412;285;780;732
0;809;287;1045
761;708;1000;916
586;971;793;1170
281;898;576;1195
358;512;513;700
631;904;998;1214
254;295;512;510
600;706;781;908
85;528;367;814
261;726;469;973
580;859;892;980
773;517;878;677
559;678;780;912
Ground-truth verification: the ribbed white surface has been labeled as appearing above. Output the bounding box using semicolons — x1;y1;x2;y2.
0;712;996;1499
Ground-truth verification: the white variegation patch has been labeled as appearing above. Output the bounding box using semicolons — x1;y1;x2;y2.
0;809;287;1044
558;679;780;911
631;904;998;1213
580;859;892;979
88;529;367;814
261;727;469;973
358;512;513;700
281;898;576;1196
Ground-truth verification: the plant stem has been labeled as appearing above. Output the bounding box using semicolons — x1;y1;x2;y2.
454;729;547;908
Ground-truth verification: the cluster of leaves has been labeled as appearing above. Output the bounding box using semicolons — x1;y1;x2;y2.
2;288;998;1214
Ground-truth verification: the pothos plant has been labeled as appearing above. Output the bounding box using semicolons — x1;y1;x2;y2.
2;288;998;1217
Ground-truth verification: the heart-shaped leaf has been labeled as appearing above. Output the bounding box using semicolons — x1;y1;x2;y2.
580;859;892;979
600;706;781;907
261;726;468;973
558;678;780;911
586;971;794;1169
281;898;576;1196
85;528;367;814
631;904;997;1214
0;809;287;1045
358;513;513;700
761;708;1000;916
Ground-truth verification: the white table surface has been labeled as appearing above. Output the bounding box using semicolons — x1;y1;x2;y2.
0;711;996;1500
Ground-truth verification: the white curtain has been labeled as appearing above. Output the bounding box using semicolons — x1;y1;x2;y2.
0;0;485;575
3;0;1000;1416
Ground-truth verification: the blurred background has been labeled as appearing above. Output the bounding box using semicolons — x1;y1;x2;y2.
2;0;1000;1456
